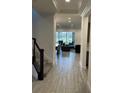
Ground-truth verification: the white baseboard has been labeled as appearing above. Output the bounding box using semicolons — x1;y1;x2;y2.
79;61;87;69
87;81;91;93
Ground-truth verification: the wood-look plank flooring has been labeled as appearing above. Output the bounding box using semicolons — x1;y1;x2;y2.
32;50;89;93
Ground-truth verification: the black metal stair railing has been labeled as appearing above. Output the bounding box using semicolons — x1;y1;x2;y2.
32;38;44;80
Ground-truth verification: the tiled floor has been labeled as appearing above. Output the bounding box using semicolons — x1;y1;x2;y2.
32;50;89;93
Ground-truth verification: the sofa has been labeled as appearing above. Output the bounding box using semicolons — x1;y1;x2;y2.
61;45;70;51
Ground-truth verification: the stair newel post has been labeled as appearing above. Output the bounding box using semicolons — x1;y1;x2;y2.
33;38;36;64
38;49;44;80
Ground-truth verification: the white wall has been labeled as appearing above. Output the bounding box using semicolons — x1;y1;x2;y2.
87;40;91;90
75;31;81;45
80;16;91;92
32;9;54;63
80;17;89;69
87;23;91;90
56;28;81;45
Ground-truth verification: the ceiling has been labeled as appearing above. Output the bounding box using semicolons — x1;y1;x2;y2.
32;0;90;29
53;0;83;13
55;14;81;29
32;0;90;14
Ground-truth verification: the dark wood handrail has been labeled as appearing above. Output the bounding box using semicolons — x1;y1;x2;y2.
32;38;40;51
32;38;44;80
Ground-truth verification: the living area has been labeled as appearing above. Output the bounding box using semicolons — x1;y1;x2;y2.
56;31;81;54
55;14;81;56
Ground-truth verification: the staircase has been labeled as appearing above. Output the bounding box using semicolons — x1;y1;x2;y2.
32;38;44;80
32;38;53;81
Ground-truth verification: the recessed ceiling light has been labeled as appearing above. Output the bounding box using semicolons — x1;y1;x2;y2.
68;20;71;23
68;17;71;20
65;0;71;3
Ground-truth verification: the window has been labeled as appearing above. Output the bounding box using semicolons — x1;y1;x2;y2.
56;32;75;45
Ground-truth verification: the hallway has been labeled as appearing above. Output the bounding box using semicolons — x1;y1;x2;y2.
32;51;89;93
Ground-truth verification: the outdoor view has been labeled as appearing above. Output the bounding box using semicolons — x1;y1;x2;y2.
56;32;75;45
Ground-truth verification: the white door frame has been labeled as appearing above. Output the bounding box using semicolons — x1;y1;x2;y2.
80;9;91;69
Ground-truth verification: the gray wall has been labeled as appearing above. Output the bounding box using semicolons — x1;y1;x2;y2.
32;9;54;63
